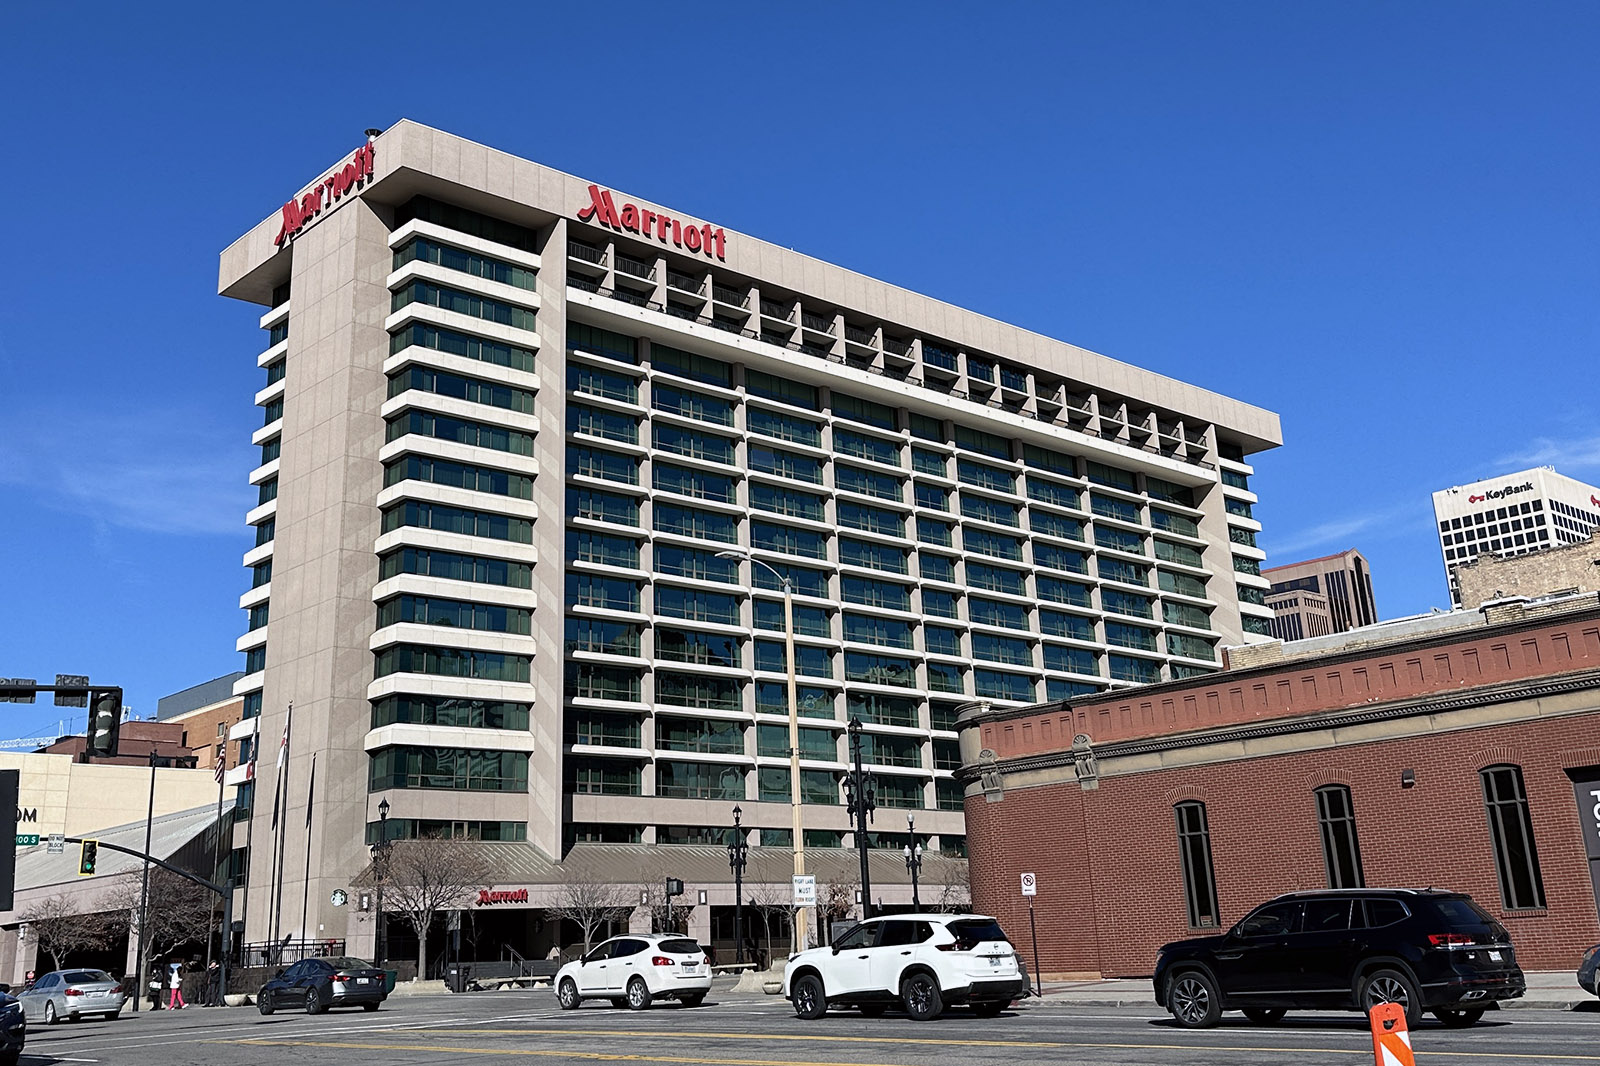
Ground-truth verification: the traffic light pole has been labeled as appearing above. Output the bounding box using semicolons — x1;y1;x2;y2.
65;836;233;1010
132;751;155;1011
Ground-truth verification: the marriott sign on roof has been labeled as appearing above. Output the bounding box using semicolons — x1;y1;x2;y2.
576;184;727;260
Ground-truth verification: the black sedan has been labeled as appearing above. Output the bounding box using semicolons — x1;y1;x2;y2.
257;957;387;1015
0;986;23;1066
1580;943;1600;997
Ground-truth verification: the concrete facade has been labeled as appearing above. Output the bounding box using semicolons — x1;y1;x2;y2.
217;121;1283;953
1265;588;1333;641
958;594;1600;976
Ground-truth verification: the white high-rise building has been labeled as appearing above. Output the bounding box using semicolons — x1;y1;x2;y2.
217;121;1283;959
1432;466;1600;606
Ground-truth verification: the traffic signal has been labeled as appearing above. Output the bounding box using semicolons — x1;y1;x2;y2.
78;840;98;877
86;689;121;760
665;878;684;898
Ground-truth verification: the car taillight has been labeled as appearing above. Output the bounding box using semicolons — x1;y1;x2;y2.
1428;933;1475;947
64;988;82;997
331;974;350;982
652;956;673;967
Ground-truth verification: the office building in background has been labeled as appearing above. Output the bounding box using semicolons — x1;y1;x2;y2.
1433;467;1600;606
1264;548;1377;635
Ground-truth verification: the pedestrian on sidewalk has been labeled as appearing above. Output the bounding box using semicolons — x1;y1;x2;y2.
166;958;188;1010
203;960;221;1007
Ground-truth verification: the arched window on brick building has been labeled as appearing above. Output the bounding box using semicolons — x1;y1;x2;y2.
1173;801;1220;929
1314;785;1365;889
1480;765;1547;910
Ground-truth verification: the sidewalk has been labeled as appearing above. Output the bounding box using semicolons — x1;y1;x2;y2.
1027;971;1592;1011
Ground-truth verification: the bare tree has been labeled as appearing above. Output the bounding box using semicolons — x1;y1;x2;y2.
354;838;490;981
21;895;113;972
99;868;216;963
549;861;634;955
742;879;791;966
818;877;857;945
935;859;971;913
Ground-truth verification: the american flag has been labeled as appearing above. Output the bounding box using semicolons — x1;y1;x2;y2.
214;752;227;784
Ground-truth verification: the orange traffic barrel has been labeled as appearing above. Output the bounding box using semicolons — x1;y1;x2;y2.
1368;1002;1416;1066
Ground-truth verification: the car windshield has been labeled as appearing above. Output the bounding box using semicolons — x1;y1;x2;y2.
946;919;1010;945
657;939;701;955
321;957;374;970
63;971;113;983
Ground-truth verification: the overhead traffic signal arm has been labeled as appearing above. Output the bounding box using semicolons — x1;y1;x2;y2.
62;836;227;895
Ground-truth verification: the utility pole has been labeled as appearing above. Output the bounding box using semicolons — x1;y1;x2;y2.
727;805;747;964
132;749;157;1011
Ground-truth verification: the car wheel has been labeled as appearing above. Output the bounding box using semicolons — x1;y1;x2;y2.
1361;968;1422;1028
1167;970;1222;1029
362;1003;380;1012
858;1003;887;1017
900;972;945;1021
972;1001;1006;1017
557;979;581;1011
304;987;326;1015
791;974;826;1020
1432;1008;1484;1028
679;992;705;1008
625;977;652;1011
1242;1007;1287;1025
258;993;275;1016
43;1000;57;1025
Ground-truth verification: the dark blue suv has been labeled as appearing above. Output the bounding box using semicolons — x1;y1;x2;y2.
1154;889;1525;1028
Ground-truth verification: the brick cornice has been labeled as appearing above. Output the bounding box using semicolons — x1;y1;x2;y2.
957;667;1600;783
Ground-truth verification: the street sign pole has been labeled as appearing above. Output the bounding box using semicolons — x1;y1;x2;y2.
1020;872;1041;997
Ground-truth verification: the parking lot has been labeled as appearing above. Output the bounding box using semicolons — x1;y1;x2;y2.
15;986;1600;1066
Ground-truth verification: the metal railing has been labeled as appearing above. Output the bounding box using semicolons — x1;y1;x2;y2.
615;255;656;281
845;326;876;345
801;312;835;333
713;285;749;307
759;299;793;320
667;271;704;294
568;242;606;265
241;939;348;968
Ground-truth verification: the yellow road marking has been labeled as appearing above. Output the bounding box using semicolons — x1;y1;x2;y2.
222;1036;1600;1063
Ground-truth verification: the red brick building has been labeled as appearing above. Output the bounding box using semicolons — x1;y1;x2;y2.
957;594;1600;976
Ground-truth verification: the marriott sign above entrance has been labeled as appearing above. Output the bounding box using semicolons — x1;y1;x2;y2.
576;184;727;260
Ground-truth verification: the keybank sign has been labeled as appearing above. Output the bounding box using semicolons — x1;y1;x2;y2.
1468;481;1534;505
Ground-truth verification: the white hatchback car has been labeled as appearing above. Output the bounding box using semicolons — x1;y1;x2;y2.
783;913;1026;1021
555;934;711;1010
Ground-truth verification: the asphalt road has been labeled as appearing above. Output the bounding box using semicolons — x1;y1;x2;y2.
17;988;1600;1066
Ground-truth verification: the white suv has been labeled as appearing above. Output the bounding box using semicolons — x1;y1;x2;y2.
555;934;711;1010
782;913;1026;1020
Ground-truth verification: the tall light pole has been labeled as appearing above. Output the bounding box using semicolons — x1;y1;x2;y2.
715;548;806;954
727;805;747;964
844;718;876;920
903;813;923;911
373;799;391;966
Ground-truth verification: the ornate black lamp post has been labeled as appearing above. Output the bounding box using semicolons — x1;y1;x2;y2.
373;799;391;965
844;718;876;919
903;813;924;911
727;804;748;963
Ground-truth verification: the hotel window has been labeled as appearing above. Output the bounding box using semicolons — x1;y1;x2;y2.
368;747;529;793
755;640;834;676
746;370;818;409
1174;801;1220;928
973;633;1031;666
652;383;735;426
832;393;896;431
571;403;639;444
1108;654;1160;683
1315;785;1365;889
394;236;536;289
750;445;824;484
570;488;640;527
391;365;537;412
387;410;534;455
1225;497;1255;519
957;460;1016;493
750;484;827;523
1086;461;1136;492
754;600;831;638
1480;765;1547;910
924;626;962;656
652;424;736;464
974;669;1033;702
919;553;956;583
751;521;827;560
1040;610;1094;641
911;447;947;476
835;429;901;467
653;503;737;543
1026;478;1080;509
568;362;638;403
960;495;1021;527
1036;544;1090;575
964;529;1025;561
968;563;1026;596
651;343;731;388
653;463;735;504
392;281;536;332
1031;512;1085;542
756;682;835;719
1043;644;1099;675
836;465;903;502
394;323;536;372
843;614;916;650
1022;443;1076;476
374;645;531;683
921;590;960;619
917;518;955;547
954;425;1010;460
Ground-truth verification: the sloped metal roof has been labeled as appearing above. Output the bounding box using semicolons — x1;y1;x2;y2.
15;801;232;891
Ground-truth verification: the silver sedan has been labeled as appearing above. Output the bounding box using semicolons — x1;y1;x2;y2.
18;969;126;1024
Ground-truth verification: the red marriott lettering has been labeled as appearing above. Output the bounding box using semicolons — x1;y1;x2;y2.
476;888;529;906
273;143;377;247
576;184;726;260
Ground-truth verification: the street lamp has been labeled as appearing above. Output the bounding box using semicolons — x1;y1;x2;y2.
844;718;876;919
373;799;391;966
727;804;748;964
903;813;924;911
715;548;806;954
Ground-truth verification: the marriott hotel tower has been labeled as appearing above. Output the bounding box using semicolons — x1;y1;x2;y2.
218;122;1282;953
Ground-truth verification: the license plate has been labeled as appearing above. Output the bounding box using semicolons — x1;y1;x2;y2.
989;956;1003;967
682;963;697;970
356;977;370;985
1489;950;1502;961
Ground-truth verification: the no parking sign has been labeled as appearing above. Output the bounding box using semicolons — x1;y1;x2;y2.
1020;872;1037;896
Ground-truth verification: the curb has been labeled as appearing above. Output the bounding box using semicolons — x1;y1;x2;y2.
1025;996;1589;1012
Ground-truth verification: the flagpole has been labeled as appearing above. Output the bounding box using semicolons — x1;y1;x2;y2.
299;753;316;949
239;754;258;964
204;752;226;983
270;704;293;960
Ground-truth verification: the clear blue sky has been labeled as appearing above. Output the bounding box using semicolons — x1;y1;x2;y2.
1;3;1595;737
